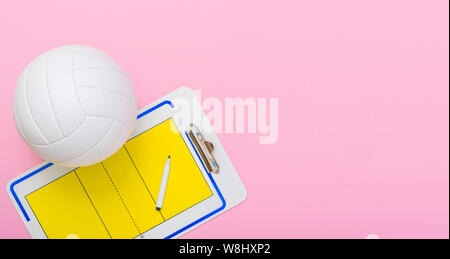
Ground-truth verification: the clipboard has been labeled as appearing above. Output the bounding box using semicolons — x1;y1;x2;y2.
6;87;247;239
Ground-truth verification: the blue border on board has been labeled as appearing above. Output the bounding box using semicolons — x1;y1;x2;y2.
9;100;226;239
9;163;54;222
164;132;226;239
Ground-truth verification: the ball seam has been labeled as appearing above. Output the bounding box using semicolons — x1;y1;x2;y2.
76;84;137;103
74;66;125;74
44;51;65;138
22;62;50;144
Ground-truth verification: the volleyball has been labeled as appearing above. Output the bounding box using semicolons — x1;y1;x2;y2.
13;45;137;167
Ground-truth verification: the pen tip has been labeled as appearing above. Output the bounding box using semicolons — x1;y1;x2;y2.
168;155;170;158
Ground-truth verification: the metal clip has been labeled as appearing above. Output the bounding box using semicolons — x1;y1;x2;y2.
187;124;219;174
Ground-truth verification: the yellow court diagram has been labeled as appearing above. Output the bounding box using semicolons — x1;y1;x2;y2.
26;119;213;239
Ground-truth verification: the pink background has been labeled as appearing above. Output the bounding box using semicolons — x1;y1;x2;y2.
0;1;448;239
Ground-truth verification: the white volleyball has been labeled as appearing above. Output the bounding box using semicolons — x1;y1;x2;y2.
13;45;137;167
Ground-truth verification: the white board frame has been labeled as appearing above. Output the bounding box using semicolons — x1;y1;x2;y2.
7;87;247;239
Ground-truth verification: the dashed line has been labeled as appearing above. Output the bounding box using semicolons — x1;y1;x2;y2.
100;162;141;234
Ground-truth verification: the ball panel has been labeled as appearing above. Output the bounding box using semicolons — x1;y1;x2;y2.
13;102;28;142
77;87;137;127
55;121;126;167
111;121;131;155
29;117;113;162
66;45;98;52
25;52;64;142
13;66;49;145
46;48;86;136
75;68;136;101
123;117;136;142
73;49;122;71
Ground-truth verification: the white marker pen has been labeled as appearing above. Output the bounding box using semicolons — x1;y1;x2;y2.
156;156;171;210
